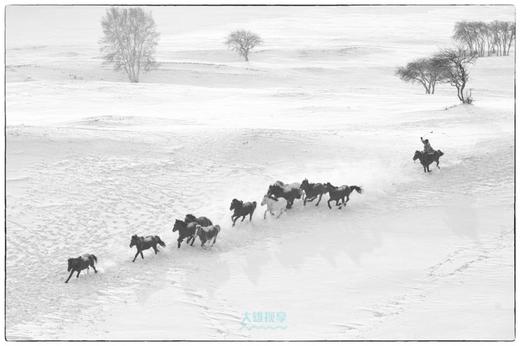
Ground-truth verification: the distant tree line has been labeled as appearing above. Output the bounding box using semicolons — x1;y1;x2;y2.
453;20;515;57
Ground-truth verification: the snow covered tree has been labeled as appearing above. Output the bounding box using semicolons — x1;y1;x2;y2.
225;30;262;62
396;57;446;94
434;48;478;104
100;7;159;83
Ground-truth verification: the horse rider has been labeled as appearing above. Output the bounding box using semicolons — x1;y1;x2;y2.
421;137;435;155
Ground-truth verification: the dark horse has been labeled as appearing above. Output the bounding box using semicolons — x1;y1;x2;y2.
172;219;198;248
230;199;257;226
65;254;98;283
267;182;302;209
194;224;221;247
129;235;166;262
413;150;444;173
184;214;213;227
325;182;363;209
300;179;328;206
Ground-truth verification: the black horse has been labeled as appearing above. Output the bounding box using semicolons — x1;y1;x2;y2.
300;179;328;206
413;150;444;173
65;254;98;283
184;214;213;227
267;183;302;209
172;219;198;248
230;199;257;226
129;235;166;262
325;182;363;209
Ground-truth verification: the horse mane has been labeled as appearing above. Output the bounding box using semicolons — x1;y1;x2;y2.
175;219;186;226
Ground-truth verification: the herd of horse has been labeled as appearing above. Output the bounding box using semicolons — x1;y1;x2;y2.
65;147;443;283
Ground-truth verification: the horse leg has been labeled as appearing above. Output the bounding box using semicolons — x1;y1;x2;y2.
264;209;268;219
436;160;440;169
241;215;246;222
133;250;140;262
201;240;206;248
232;215;237;227
190;236;196;246
316;194;323;206
177;237;182;249
327;198;332;209
153;244;158;254
249;212;253;222
91;264;98;273
303;197;307;206
344;195;349;206
140;250;144;259
76;269;81;278
65;270;74;283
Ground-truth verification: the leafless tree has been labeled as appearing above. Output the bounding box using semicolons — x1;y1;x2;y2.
454;20;515;57
225;30;262;62
396;57;446;94
434;48;478;104
506;22;516;55
100;7;159;83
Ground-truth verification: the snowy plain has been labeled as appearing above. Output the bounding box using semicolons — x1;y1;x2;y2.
5;5;515;340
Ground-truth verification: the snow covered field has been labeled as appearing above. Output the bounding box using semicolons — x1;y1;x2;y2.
5;5;515;340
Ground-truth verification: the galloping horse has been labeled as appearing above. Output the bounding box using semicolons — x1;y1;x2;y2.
300;179;328;206
325;183;363;209
267;181;302;209
172;219;197;248
65;254;98;283
184;214;213;227
413;150;444;173
194;224;221;247
230;199;257;226
129;235;166;262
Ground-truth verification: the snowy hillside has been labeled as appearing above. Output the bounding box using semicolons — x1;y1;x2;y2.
5;5;515;340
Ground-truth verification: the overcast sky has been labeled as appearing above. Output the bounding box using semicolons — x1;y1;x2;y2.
6;5;515;50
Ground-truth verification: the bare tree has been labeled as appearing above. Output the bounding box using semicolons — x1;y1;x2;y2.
507;22;516;55
396;57;446;94
434;48;478;104
100;7;159;83
225;30;262;61
454;20;515;57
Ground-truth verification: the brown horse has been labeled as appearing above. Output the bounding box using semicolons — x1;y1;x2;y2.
413;150;444;173
65;254;98;283
325;183;363;209
172;219;198;248
230;199;257;226
300;179;328;206
194;224;221;247
129;235;166;262
184;214;213;227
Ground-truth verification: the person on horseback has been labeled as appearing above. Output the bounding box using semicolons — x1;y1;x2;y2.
421;137;435;155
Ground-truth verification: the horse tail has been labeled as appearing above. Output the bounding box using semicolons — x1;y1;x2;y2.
156;236;166;247
350;186;363;194
91;254;98;263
